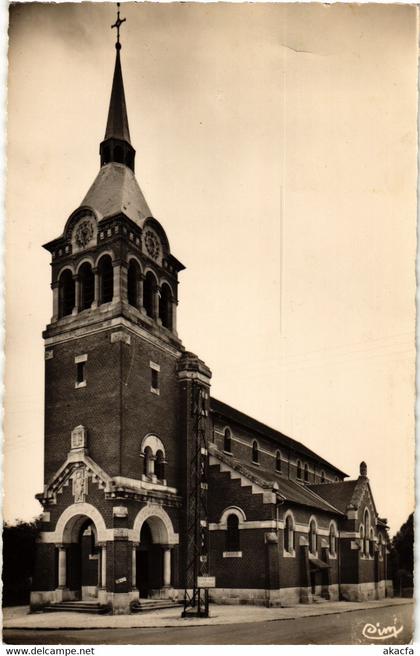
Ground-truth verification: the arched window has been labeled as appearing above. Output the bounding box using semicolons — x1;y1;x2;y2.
159;283;173;330
284;514;295;553
309;519;317;555
321;470;325;483
79;262;94;310
226;514;240;551
98;255;113;304
360;525;365;555
297;460;302;480
141;435;166;480
223;428;232;453
143;272;157;318
143;446;154;476
369;528;375;558
127;260;141;309
364;509;370;556
304;463;309;482
58;269;75;318
155;449;165;480
275;450;282;472
252;440;259;464
329;523;337;556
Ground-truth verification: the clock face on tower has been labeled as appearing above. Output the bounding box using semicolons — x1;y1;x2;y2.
144;229;161;261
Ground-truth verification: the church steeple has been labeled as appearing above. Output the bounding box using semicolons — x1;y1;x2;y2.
100;4;135;171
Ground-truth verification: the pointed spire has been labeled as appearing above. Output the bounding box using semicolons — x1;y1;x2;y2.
104;48;131;143
100;4;135;171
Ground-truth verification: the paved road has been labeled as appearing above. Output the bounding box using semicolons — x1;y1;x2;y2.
3;602;413;645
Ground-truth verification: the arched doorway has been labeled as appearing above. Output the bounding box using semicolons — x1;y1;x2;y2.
54;503;107;603
64;517;101;601
133;508;178;600
136;519;172;598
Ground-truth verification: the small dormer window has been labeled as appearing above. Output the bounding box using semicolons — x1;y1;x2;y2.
275;450;281;472
297;460;302;480
304;463;309;482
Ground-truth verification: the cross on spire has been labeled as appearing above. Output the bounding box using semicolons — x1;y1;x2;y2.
111;3;126;51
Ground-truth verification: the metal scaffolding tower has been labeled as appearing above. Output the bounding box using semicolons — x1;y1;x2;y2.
182;381;211;618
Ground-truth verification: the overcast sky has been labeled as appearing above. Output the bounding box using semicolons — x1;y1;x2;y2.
4;2;417;535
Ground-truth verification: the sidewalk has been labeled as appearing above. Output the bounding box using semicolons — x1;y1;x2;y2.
2;598;412;631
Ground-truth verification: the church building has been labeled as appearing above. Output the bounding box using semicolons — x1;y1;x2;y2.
30;18;392;615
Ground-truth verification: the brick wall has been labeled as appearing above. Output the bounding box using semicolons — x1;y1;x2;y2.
44;330;122;481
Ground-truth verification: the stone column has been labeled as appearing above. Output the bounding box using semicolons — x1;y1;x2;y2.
163;546;172;587
73;275;80;315
51;282;59;322
101;544;107;588
132;543;139;590
112;263;121;303
171;298;178;334
154;286;161;322
92;267;99;308
57;545;67;588
112;261;128;305
138;275;144;312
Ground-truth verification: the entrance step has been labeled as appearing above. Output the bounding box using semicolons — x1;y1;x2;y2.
312;594;329;604
131;598;182;613
43;600;107;614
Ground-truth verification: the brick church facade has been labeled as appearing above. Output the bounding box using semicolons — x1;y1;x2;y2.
30;34;393;614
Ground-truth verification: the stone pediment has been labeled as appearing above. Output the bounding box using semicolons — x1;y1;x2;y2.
39;452;112;506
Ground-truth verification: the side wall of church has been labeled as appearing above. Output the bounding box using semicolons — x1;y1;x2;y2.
208;460;276;590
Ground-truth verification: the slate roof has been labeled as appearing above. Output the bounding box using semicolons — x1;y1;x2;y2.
81;162;152;227
309;478;383;526
210;398;348;478
211;446;343;516
306;481;359;513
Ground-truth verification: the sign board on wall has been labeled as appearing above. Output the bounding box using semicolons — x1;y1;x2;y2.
197;576;216;588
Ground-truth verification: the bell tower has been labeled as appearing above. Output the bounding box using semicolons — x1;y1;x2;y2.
31;6;211;614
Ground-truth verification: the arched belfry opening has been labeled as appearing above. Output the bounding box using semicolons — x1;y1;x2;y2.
79;263;94;311
143;272;157;318
98;255;113;304
58;269;75;318
127;259;142;309
159;283;173;330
